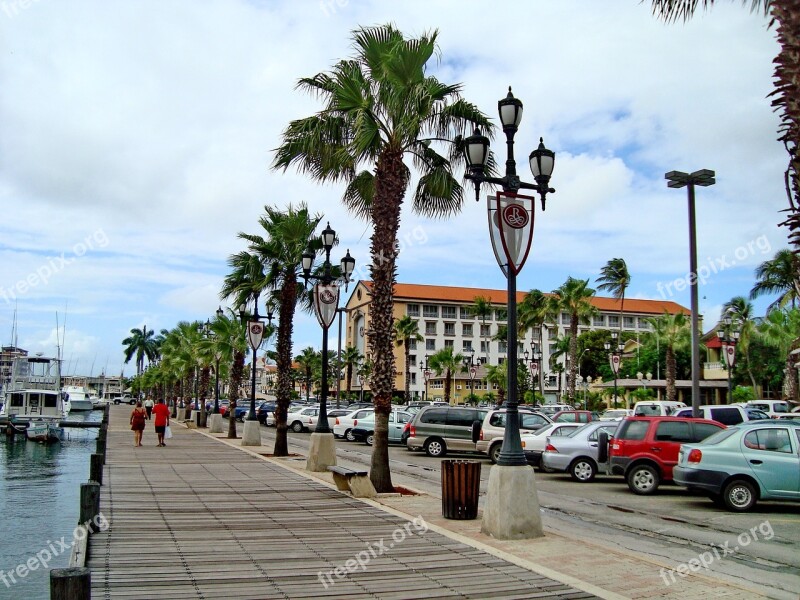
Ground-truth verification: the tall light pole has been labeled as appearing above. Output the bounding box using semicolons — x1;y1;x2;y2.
302;222;355;471
239;299;272;446
637;371;653;398
463;87;555;539
463;348;477;406
666;169;716;417
420;355;431;402
717;314;740;403
605;331;625;408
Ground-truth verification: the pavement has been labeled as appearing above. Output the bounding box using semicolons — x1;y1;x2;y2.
193;421;785;600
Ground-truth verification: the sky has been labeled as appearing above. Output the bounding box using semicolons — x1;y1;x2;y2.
0;0;790;378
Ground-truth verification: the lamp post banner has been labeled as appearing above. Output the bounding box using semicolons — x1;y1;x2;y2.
530;362;539;377
469;366;477;380
723;343;736;369
488;191;536;276
610;354;620;375
247;321;264;350
424;369;431;383
313;283;340;329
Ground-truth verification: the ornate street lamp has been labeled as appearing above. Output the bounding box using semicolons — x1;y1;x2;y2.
302;222;355;471
605;331;626;408
212;306;223;414
464;87;555;540
463;348;478;406
717;314;740;403
666;169;716;417
419;355;431;402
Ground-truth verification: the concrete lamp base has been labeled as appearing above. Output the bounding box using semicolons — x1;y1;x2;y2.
481;464;544;540
241;420;262;446
306;432;337;472
208;414;224;434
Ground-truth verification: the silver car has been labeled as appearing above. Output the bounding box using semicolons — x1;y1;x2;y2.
541;421;618;482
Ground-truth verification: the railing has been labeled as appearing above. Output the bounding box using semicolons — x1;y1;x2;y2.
703;362;724;370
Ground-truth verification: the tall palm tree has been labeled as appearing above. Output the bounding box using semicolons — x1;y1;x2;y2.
722;296;758;390
750;249;799;310
485;363;507;406
647;312;691;402
238;203;322;456
295;347;318;403
428;347;465;404
471;295;494;364
596;258;630;337
394;316;423;404
518;289;557;396
122;326;159;377
209;310;248;438
549;332;571;400
551;277;597;402
274;25;491;492
757;308;800;401
341;346;363;399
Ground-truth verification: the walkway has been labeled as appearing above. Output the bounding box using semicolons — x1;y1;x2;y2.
88;408;595;599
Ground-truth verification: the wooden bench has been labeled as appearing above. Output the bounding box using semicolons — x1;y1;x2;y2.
328;466;377;498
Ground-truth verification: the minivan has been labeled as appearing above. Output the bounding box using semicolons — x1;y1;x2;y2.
406;406;489;457
746;400;790;419
673;404;749;426
632;401;686;417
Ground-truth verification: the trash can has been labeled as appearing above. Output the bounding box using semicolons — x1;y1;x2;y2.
441;460;481;520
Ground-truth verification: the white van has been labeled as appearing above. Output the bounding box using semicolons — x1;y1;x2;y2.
673;404;749;425
632;401;686;417
746;400;790;418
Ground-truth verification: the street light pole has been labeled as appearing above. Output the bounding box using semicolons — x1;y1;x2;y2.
666;169;716;417
239;300;272;446
605;331;625;409
718;314;739;403
463;87;554;539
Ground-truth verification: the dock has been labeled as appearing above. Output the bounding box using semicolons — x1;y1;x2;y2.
87;407;595;599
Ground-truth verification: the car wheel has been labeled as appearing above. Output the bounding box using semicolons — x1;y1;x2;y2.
291;421;304;433
345;429;356;442
723;479;757;512
489;443;502;464
365;433;374;446
569;458;596;482
627;464;660;495
424;438;446;458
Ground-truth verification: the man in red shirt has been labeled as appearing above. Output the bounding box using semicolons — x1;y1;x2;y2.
152;398;171;447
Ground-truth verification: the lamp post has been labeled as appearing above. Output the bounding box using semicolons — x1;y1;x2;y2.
463;87;554;539
637;371;653;399
206;307;227;434
420;355;431;402
717;314;740;403
666;169;716;417
605;331;625;408
239;300;272;446
523;345;541;404
301;222;355;471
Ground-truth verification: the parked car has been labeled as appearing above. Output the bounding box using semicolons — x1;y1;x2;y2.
113;395;135;405
406;406;489;457
747;408;772;420
475;409;552;463
325;408;353;429
333;408;376;440
553;410;596;424
541;421;619;482
538;404;573;417
233;402;255;422
608;416;726;494
520;422;583;467
599;409;633;421
673;420;800;511
745;400;791;419
672;405;749;426
351;411;413;445
286;407;320;432
257;402;277;425
633;401;686;416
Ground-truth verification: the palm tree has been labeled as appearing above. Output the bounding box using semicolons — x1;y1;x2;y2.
647;312;691;402
341;346;363;399
596;258;630;337
428;347;465;404
122;326;159;378
721;296;758;390
238;203;321;457
394;316;423;404
518;289;556;396
485;363;507;406
551;277;597;402
757;308;800;401
295;346;318;403
274;25;491;492
750;249;799;310
209;310;248;438
471;295;494;363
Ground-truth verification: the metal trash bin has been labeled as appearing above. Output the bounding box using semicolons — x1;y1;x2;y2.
441;460;481;520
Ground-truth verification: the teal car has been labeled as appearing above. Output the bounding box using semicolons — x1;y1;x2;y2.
673;421;800;512
350;410;412;446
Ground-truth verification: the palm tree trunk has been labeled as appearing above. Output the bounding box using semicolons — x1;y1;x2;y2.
274;273;298;457
666;346;677;402
346;364;353;397
199;366;209;427
368;148;407;493
444;369;452;404
228;350;244;438
568;314;578;402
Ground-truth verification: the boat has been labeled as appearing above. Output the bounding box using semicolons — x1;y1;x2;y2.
62;385;95;412
0;354;67;442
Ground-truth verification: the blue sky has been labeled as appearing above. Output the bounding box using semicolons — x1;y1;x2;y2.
0;0;789;377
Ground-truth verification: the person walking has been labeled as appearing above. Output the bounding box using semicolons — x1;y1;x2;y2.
130;400;147;447
152;398;171;447
144;397;154;420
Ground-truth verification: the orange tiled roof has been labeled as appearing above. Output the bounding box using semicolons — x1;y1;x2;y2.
360;281;689;316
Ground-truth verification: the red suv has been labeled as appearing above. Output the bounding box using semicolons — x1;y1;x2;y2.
609;416;725;495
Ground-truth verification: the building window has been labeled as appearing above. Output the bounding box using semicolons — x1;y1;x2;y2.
498;341;508;353
593;315;605;327
480;340;489;353
423;305;438;318
409;339;417;350
442;306;456;319
498;357;505;365
462;323;473;336
638;318;650;329
495;309;507;322
444;322;456;336
444;339;454;348
462;341;473;351
608;315;619;327
460;307;473;319
410;373;417;385
409;354;417;367
426;339;436;351
407;304;420;317
425;321;437;335
561;312;571;324
480;324;491;337
623;316;636;328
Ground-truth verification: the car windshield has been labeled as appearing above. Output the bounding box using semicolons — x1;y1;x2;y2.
634;404;661;416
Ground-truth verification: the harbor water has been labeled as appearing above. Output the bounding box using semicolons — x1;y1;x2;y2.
0;412;101;600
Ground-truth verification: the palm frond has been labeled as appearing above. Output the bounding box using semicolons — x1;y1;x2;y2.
342;170;375;221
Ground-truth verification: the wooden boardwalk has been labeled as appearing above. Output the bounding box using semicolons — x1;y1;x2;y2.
88;408;596;599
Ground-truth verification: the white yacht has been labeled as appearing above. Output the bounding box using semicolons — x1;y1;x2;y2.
62;385;95;412
0;355;66;442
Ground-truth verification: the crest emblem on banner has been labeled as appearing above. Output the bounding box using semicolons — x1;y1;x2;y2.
313;283;340;329
609;354;621;375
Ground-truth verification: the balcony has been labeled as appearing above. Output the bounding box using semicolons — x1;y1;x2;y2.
703;362;728;380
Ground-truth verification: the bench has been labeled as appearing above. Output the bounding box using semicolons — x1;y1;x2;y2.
328;466;377;498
